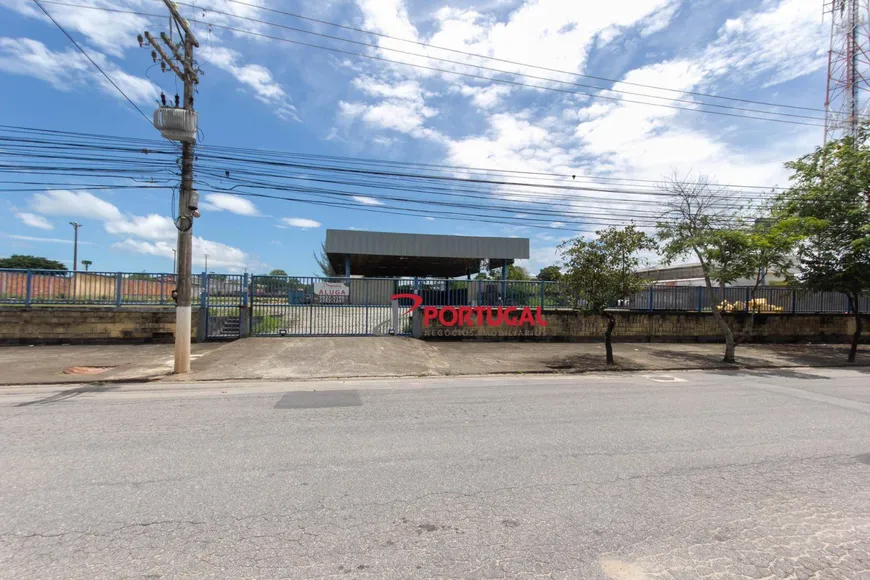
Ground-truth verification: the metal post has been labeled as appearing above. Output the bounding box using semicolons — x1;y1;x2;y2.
345;254;351;283
697;286;702;312
745;287;750;312
365;279;369;334
200;272;207;307
242;273;249;307
25;270;32;308
501;262;508;301
648;285;654;311
115;273;122;307
792;289;797;314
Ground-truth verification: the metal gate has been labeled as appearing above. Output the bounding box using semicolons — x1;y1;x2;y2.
250;276;412;337
204;273;245;339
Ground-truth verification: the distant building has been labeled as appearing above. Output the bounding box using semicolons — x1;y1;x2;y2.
636;263;789;287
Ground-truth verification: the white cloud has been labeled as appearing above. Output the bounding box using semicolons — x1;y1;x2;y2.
352;195;384;206
456;85;513;109
104;214;177;241
281;217;322;228
30;190;123;222
3;0;148;57
424;217;436;221
209;46;298;121
201;193;260;216
113;237;251;271
16;212;53;230
0;37;157;105
339;74;442;140
705;0;827;87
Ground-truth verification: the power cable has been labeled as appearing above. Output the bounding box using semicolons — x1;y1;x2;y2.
31;0;153;124
214;0;826;114
35;1;827;127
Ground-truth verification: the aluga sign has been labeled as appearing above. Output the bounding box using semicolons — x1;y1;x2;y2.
391;294;547;327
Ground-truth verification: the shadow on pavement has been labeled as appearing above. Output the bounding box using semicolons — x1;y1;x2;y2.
15;384;120;407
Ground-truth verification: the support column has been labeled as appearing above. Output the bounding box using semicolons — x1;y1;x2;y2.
345;254;351;282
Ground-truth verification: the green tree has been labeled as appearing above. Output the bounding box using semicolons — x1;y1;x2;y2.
81;259;92;271
775;134;870;362
269;269;288;276
656;174;748;363
537;265;562;281
483;264;530;280
560;225;656;365
0;254;67;271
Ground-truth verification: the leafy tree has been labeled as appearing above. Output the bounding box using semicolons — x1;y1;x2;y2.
482;264;531;280
775;134;870;362
314;242;336;277
129;273;154;280
656;174;747;363
537;265;562;281
0;254;67;271
269;269;288;276
560;225;656;365
81;259;92;271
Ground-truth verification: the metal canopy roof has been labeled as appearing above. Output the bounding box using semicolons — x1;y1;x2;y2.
325;229;530;277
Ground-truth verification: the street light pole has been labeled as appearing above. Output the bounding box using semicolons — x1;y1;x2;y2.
69;222;81;272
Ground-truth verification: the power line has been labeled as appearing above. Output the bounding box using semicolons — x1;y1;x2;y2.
0;124;792;192
149;1;828;123
31;0;153;124
36;1;826;127
215;0;826;115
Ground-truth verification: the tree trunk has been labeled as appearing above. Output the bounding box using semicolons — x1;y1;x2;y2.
849;295;862;363
740;284;760;345
603;312;616;365
703;268;735;363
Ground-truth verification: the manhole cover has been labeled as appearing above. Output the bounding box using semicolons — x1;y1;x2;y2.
63;366;115;375
274;390;362;409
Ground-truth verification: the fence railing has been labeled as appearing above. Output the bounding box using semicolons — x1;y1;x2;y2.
0;269;866;313
0;269;179;306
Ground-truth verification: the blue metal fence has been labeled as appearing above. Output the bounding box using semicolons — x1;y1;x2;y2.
0;269;866;317
0;269;178;306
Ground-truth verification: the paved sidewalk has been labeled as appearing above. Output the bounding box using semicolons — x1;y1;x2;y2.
0;338;865;386
0;343;223;385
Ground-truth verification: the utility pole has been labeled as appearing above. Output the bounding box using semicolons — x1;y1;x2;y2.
69;222;81;271
141;2;199;373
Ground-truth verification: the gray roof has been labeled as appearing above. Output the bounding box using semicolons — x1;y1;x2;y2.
326;230;529;259
325;230;530;277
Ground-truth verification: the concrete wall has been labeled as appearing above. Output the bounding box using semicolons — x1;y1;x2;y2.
417;309;868;343
0;307;200;345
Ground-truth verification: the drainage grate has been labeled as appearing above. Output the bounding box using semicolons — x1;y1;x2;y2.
274;390;362;409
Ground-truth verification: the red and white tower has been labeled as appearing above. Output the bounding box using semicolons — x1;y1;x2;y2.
824;0;870;143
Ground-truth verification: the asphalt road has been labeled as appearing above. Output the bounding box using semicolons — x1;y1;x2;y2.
1;368;870;579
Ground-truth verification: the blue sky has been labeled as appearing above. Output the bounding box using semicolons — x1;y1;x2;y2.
0;0;829;275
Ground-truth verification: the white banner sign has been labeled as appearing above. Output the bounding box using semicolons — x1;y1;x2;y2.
314;282;350;303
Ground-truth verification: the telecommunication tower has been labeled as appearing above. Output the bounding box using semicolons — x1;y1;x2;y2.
824;0;870;143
